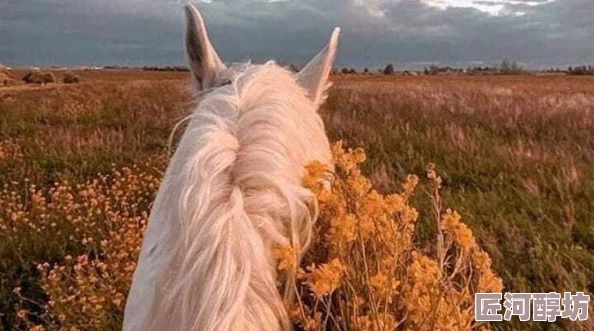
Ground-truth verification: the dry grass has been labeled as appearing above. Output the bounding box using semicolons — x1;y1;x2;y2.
1;71;593;330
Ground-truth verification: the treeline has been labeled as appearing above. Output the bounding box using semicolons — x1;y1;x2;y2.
567;65;594;75
334;65;416;76
102;62;594;76
101;65;191;72
141;66;190;72
332;59;527;76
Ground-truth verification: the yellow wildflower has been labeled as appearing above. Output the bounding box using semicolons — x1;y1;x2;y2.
273;244;300;272
328;213;357;245
305;258;343;298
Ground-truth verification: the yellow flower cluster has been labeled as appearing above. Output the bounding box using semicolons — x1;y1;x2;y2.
442;209;476;251
282;142;503;330
9;165;161;330
303;258;343;298
0;138;23;164
273;244;301;272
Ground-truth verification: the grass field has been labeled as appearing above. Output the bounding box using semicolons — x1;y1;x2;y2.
1;71;593;330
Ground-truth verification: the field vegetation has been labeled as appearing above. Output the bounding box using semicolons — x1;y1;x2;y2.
0;71;593;330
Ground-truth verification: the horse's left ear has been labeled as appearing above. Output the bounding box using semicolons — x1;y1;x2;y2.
296;27;340;108
185;4;226;90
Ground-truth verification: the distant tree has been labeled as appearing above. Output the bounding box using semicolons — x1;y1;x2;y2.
383;64;395;75
428;65;440;75
363;67;369;74
349;68;357;74
500;59;511;73
511;62;520;73
500;59;522;74
341;67;350;74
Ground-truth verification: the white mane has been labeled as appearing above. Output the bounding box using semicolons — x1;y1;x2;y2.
124;5;340;331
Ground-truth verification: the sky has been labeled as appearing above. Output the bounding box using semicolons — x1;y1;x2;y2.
0;0;593;69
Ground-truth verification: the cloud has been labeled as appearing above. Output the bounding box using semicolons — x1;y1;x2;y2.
0;0;592;68
423;0;555;15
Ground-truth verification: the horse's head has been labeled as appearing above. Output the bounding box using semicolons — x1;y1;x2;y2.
184;4;340;110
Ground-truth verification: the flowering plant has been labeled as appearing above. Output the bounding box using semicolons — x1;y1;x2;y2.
277;142;503;330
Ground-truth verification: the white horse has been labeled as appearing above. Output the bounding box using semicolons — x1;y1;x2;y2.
124;4;340;331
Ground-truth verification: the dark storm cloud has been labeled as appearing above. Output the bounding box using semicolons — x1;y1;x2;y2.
0;0;184;65
0;0;592;68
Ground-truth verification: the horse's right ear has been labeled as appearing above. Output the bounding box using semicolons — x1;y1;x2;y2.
296;28;340;108
185;4;226;90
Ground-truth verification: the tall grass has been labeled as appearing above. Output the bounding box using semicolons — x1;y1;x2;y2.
323;75;594;330
1;73;593;330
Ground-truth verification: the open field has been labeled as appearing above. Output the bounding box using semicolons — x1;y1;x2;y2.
1;71;593;330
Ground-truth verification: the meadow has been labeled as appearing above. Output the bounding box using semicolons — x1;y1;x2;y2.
0;70;593;330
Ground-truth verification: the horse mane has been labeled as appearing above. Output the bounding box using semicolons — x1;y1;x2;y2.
124;61;332;331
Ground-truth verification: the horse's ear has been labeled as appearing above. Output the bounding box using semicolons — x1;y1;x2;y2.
296;27;340;108
185;4;225;90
